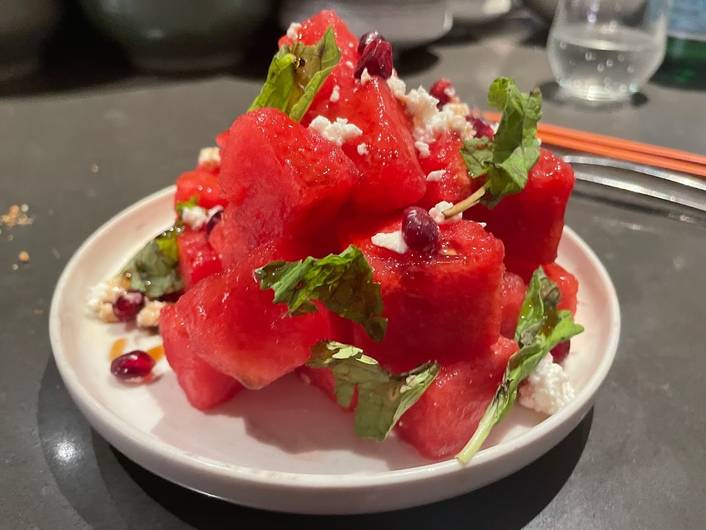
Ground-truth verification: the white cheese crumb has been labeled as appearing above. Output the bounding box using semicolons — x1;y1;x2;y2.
98;303;118;323
519;354;576;415
371;231;408;254
400;86;474;143
356;143;369;155
405;87;439;139
360;67;373;85
429;201;461;224
426;169;446;182
308;115;362;146
414;140;431;158
136;300;166;329
88;277;125;313
386;70;407;99
197;146;220;166
286;22;302;41
181;205;208;230
345;60;354;69
330;84;340;103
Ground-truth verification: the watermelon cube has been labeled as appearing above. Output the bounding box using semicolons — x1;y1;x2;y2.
396;336;517;460
175;263;331;390
177;229;223;290
278;10;359;62
468;148;575;281
174;169;227;210
499;271;526;338
160;304;242;410
418;131;475;208
543;262;578;314
310;77;427;214
349;218;505;372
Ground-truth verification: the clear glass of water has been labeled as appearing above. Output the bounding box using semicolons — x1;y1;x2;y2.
548;0;670;102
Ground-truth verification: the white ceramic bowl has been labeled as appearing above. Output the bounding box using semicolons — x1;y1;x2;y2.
49;186;620;514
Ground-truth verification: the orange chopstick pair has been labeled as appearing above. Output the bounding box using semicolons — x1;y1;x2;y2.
482;111;706;178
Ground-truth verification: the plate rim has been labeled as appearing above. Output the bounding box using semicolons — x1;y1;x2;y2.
49;185;621;490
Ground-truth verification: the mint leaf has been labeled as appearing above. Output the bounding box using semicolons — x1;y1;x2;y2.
121;226;183;298
308;341;439;440
255;245;387;342
456;268;583;464
175;196;199;217
249;27;340;122
452;78;541;216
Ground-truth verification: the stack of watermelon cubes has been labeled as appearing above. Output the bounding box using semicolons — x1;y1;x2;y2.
159;10;579;460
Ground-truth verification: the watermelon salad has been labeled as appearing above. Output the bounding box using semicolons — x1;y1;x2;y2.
89;10;585;463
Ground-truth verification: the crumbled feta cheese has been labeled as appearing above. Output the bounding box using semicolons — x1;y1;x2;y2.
345;60;354;69
330;84;340;103
98;303;118;323
136;300;166;329
286;22;302;41
405;87;439;138
371;231;408;254
400;85;474;143
308;116;362;146
357;143;369;155
198;146;220;166
88;276;126;312
429;201;461;224
386;70;407;99
414;141;431;158
360;68;373;85
519;354;575;415
181;205;208;230
426;169;446;182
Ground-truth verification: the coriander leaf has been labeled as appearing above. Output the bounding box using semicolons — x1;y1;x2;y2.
456;268;583;464
308;341;439;440
457;77;542;211
249;27;340;122
255;245;387;342
175;196;199;217
121;226;183;298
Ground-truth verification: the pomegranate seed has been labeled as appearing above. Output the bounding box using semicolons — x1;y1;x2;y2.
206;209;223;235
402;207;440;254
358;31;384;55
551;340;571;363
354;37;393;80
467;116;495;139
112;291;144;321
429;78;456;108
111;350;155;379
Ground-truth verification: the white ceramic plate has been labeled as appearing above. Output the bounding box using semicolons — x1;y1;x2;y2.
49;186;620;514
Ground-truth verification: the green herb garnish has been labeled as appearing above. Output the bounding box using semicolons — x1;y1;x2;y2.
249;27;340;122
455;267;583;464
255;245;387;342
121;226;183;298
308;341;439;441
444;77;542;217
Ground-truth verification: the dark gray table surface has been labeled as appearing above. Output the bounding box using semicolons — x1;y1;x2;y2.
1;15;705;530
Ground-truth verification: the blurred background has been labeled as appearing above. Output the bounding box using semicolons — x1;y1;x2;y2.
2;0;704;97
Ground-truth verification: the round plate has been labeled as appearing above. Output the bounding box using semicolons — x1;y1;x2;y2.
49;186;620;514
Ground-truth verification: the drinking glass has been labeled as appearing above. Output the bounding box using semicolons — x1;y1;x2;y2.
548;0;670;102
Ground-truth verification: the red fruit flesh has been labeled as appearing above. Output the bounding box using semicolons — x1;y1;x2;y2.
499;272;526;338
160;304;242;410
468;116;495;139
543;262;578;314
418;131;476;208
297;366;358;411
218;108;358;266
401;207;440;253
112;291;144;322
350;219;505;372
468;149;575;281
354;38;393;80
429;78;456;108
358;31;384;54
338;78;427;214
174;169;227;210
551;340;571;363
177;229;223;290
174;265;331;390
396;336;517;460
